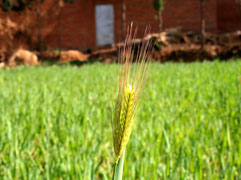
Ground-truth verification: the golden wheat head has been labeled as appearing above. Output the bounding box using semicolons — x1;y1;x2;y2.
112;24;152;162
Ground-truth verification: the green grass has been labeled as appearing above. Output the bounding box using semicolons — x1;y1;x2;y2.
0;60;240;180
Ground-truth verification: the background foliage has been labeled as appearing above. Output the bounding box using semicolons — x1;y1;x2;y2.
0;60;240;179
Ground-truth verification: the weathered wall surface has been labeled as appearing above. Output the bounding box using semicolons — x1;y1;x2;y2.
0;0;240;50
0;1;62;51
42;0;122;49
217;0;241;32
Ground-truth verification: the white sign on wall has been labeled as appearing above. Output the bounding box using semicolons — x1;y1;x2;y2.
95;4;114;46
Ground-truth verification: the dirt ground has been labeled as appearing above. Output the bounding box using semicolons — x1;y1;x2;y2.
1;28;240;67
87;29;241;63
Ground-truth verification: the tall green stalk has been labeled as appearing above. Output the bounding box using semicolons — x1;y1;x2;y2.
112;150;125;180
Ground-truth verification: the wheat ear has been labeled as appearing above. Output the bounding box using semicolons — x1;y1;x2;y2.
112;24;152;180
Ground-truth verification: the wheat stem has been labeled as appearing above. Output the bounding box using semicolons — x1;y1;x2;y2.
112;150;125;180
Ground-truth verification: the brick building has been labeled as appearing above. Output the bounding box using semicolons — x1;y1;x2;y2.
1;0;241;50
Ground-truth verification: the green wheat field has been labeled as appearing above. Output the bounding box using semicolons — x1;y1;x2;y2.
0;60;240;180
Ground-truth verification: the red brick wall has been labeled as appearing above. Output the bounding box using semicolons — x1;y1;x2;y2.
217;0;241;32
40;1;64;50
40;0;219;49
162;0;201;32
43;0;122;49
205;0;218;32
163;0;217;33
2;0;240;50
125;0;158;37
42;1;96;49
58;1;95;49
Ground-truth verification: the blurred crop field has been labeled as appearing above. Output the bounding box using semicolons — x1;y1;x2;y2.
0;60;240;180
